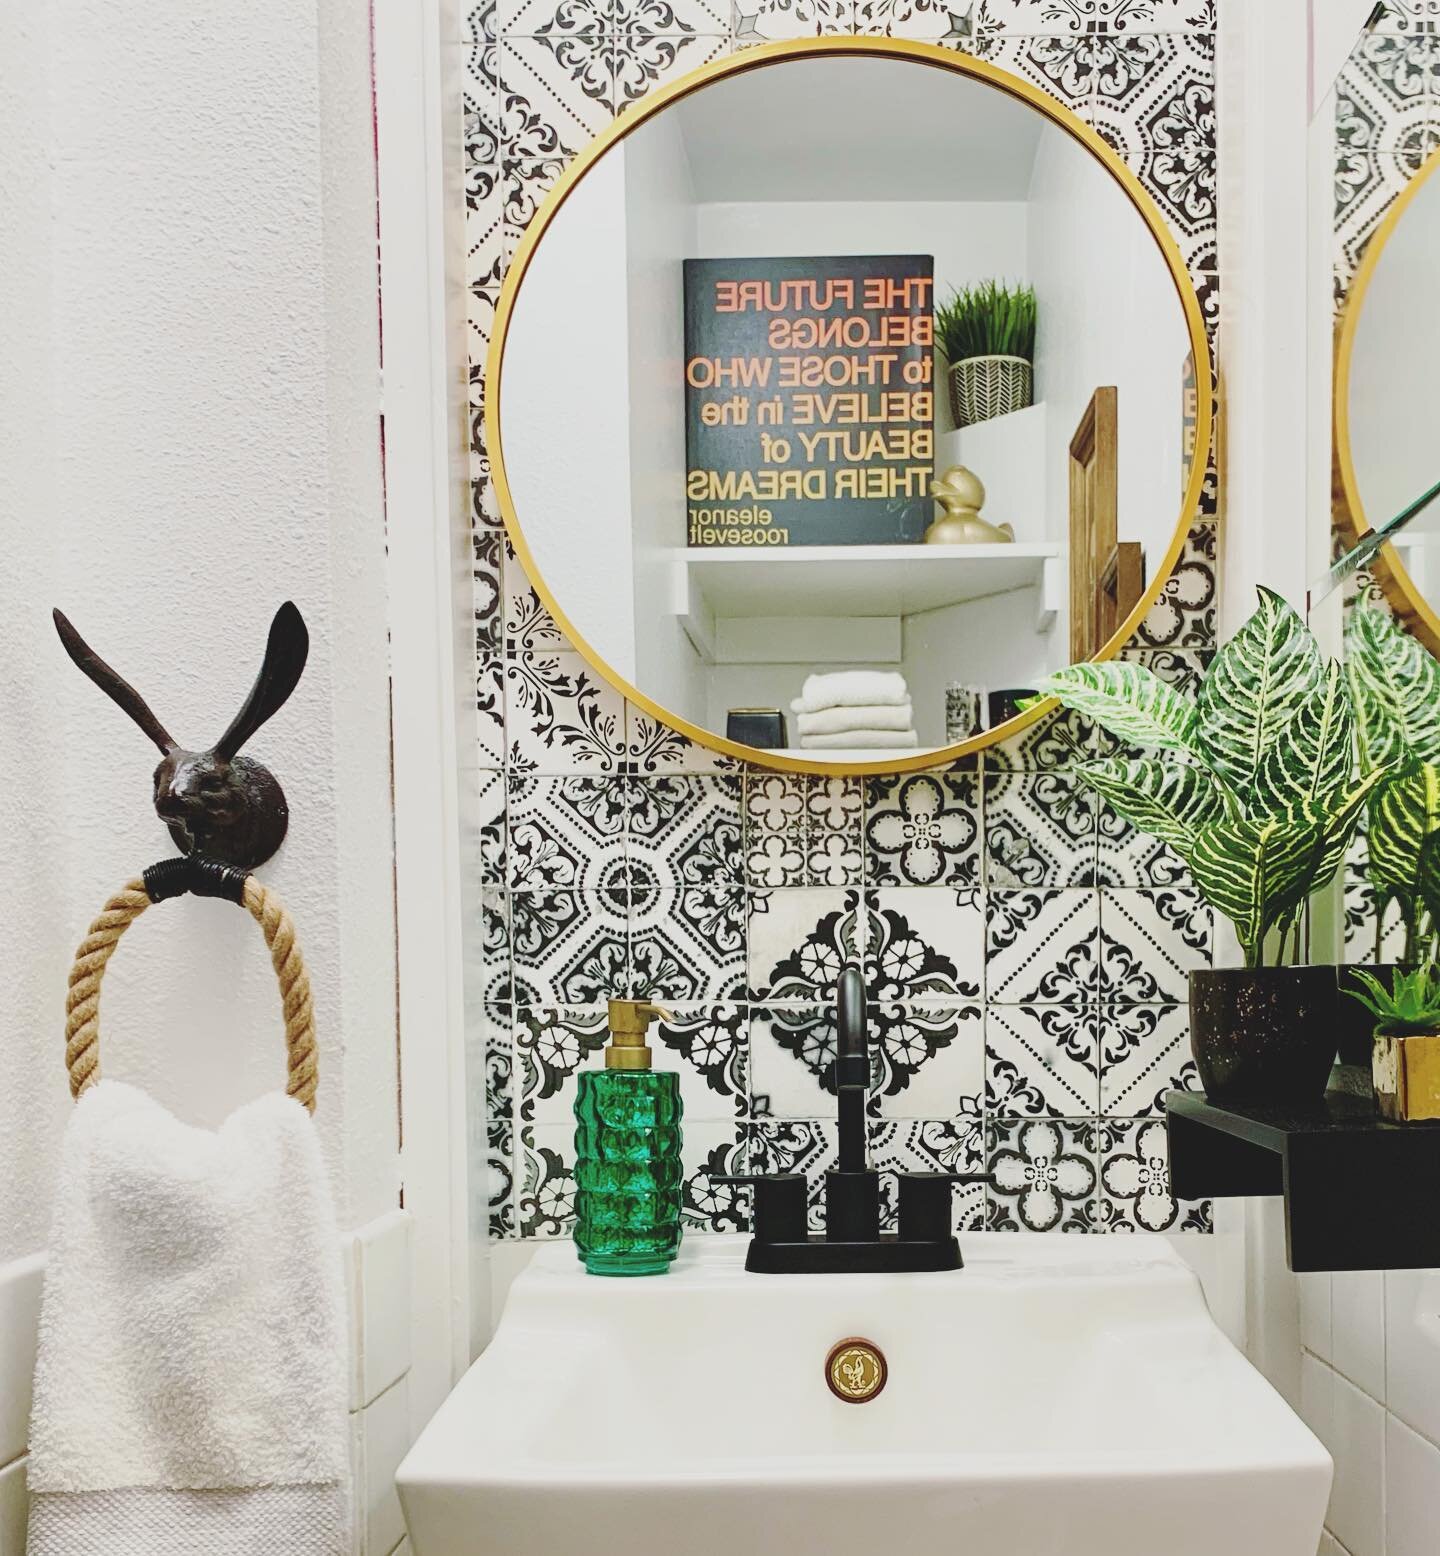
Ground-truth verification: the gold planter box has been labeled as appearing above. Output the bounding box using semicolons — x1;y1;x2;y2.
1372;1032;1440;1122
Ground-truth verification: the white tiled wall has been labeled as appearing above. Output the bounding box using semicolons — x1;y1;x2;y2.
1298;1267;1440;1555
0;1209;414;1556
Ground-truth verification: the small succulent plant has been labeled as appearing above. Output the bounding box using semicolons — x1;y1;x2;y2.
1346;964;1440;1037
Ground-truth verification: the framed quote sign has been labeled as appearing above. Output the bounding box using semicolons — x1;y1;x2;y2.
683;255;935;547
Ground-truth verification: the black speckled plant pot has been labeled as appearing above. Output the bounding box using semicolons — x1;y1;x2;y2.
1335;964;1413;1069
1189;966;1340;1107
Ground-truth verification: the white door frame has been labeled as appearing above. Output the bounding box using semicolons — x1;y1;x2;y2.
373;0;478;1433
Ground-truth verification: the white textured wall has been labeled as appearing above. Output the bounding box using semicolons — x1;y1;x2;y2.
1027;124;1189;581
624;108;709;730
0;0;397;1261
504;150;638;677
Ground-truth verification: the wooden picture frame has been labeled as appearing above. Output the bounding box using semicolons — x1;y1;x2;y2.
1069;386;1143;662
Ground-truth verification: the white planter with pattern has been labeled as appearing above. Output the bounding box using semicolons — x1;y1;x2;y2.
948;353;1033;427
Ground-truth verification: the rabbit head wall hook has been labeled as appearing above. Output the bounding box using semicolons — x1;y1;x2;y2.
52;602;310;870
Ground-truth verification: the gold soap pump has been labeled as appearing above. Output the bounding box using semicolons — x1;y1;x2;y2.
603;998;673;1068
926;464;1015;545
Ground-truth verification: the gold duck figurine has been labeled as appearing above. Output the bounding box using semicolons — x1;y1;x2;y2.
925;465;1014;545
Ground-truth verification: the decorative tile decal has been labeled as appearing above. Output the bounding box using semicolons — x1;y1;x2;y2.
1099;887;1212;1003
510;888;630;1003
983;770;1098;887
748;886;863;1003
655;1003;751;1115
744;773;807;885
986;888;1100;1004
613;34;732;107
626;706;742;774
507;773;629;889
749;1118;837;1230
986;702;1122;772
1097;1117;1210;1231
616;0;732;33
733;0;855;44
872;1118;986;1229
975;0;1213;32
1133;521;1217;649
468;0;1222;1242
806;777;864;885
867;886;985;1001
1098;1001;1197;1116
630;886;748;999
986;1004;1099;1117
987;1117;1100;1232
500;0;613;35
967;33;1099;111
505;652;626;772
1087;32;1217;277
628;775;745;888
865;770;981;886
852;0;969;42
499;37;616;157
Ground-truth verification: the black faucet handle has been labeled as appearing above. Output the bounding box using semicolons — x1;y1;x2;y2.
895;1170;994;1244
708;1171;808;1245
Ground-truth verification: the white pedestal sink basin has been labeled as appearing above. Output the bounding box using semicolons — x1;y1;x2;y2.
398;1233;1330;1556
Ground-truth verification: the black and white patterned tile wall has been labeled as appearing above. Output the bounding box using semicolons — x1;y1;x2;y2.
1333;2;1440;300
464;0;1220;1245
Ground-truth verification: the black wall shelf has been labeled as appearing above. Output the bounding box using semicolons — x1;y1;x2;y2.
1166;1089;1440;1272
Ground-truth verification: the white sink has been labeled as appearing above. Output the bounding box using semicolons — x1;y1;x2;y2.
398;1234;1330;1556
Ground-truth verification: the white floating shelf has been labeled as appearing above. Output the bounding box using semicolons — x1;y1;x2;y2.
676;543;1061;617
671;543;1063;658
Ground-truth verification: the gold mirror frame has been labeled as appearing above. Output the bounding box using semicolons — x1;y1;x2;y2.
1334;142;1440;658
487;36;1214;775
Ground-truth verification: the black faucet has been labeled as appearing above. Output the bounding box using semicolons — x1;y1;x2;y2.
726;962;991;1274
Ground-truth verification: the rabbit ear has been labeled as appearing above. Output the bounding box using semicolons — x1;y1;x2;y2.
214;601;309;761
53;608;177;754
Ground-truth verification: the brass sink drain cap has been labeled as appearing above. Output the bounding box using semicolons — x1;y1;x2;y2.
824;1338;887;1404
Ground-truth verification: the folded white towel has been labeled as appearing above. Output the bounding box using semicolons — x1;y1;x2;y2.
800;728;920;749
796;702;914;737
791;670;909;714
27;1080;351;1555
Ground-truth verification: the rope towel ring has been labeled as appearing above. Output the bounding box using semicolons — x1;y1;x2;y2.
63;861;318;1113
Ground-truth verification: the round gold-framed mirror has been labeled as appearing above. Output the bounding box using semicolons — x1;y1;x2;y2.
1334;141;1440;657
487;37;1213;775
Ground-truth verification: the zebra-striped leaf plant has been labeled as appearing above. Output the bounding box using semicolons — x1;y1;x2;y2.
1345;602;1440;960
1036;587;1387;969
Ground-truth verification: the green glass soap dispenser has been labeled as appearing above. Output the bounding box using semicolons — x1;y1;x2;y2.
573;999;684;1276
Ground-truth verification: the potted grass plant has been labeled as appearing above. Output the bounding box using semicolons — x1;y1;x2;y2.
935;281;1037;428
1347;966;1440;1122
1036;587;1388;1106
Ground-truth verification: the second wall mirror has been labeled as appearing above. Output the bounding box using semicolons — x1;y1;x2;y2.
1335;140;1440;653
489;38;1212;773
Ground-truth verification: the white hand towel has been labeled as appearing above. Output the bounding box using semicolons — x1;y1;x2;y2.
796;702;914;737
800;728;920;749
791;670;909;714
27;1080;351;1555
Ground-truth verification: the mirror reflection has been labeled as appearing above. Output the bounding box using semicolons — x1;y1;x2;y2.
1336;144;1440;632
496;51;1200;765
